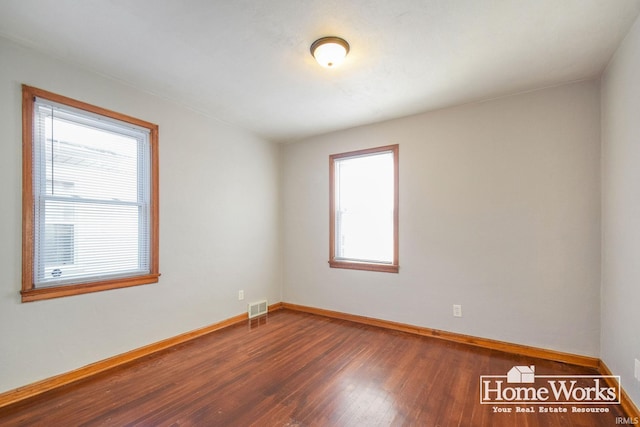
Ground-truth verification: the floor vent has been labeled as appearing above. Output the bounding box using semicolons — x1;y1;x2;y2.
248;300;268;318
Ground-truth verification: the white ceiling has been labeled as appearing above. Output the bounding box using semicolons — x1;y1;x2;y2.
1;0;639;143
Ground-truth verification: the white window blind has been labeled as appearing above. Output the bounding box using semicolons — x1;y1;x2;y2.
334;150;395;264
32;97;152;287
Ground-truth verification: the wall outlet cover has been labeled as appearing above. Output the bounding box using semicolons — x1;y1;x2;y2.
453;304;462;317
635;358;640;381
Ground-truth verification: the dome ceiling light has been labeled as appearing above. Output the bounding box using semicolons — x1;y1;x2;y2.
310;36;350;68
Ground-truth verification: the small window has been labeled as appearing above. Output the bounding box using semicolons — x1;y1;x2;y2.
44;224;75;266
22;85;160;302
329;145;399;273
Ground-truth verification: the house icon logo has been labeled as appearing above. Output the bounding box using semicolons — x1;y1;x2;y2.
480;364;621;404
506;365;535;383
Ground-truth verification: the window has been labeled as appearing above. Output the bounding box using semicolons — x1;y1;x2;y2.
44;224;75;266
329;144;399;273
22;85;159;302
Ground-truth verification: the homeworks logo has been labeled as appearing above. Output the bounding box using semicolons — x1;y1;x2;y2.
480;365;621;405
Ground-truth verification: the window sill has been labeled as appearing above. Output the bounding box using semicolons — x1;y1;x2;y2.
21;273;161;302
329;260;399;273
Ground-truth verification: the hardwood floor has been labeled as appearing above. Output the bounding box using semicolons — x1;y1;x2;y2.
0;309;626;426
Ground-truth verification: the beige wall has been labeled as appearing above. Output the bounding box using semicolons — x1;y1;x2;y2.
282;81;601;356
0;37;282;393
601;13;640;408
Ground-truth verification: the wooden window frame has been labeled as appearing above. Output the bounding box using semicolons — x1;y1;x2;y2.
21;85;160;302
329;144;399;273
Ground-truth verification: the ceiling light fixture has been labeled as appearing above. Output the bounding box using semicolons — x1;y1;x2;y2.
310;36;350;68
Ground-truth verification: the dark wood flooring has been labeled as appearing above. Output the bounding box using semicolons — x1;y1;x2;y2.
0;309;625;426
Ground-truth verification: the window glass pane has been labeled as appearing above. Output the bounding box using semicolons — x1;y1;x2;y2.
44;224;74;266
38;200;145;285
335;151;394;263
33;99;150;287
41;110;140;203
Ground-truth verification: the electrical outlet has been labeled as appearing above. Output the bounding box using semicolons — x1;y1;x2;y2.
453;304;462;318
635;358;640;382
238;290;244;301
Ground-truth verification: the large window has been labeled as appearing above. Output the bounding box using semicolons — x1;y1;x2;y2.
329;145;399;273
22;85;159;302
